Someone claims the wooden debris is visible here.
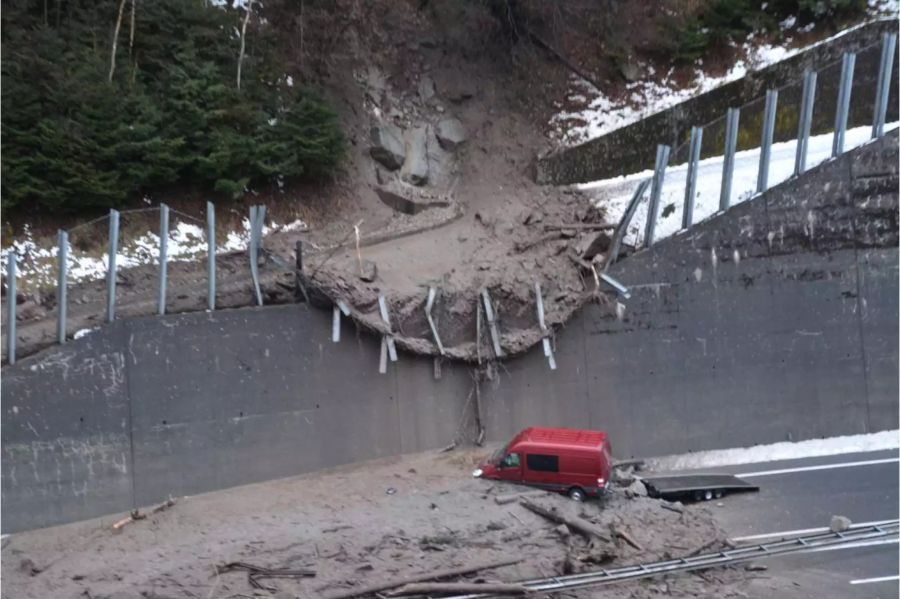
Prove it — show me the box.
[519,499,611,542]
[544,223,616,231]
[494,490,548,505]
[216,561,315,591]
[612,525,643,551]
[388,582,529,596]
[111,497,176,531]
[323,558,522,599]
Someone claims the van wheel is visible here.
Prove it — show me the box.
[568,487,586,502]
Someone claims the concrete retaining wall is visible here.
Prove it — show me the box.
[2,133,897,534]
[536,18,899,184]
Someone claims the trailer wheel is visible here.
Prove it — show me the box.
[714,489,723,499]
[568,487,586,502]
[703,490,713,501]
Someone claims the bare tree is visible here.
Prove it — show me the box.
[108,0,128,82]
[236,0,255,91]
[129,0,136,57]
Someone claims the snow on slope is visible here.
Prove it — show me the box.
[551,14,898,146]
[0,216,307,290]
[580,122,899,248]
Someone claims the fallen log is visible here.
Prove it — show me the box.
[519,499,611,542]
[388,582,529,596]
[494,490,548,505]
[322,558,522,599]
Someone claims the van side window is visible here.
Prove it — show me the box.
[501,453,520,468]
[526,454,559,472]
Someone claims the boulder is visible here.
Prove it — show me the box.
[830,515,852,533]
[400,126,429,186]
[418,74,436,102]
[435,117,467,150]
[358,260,378,283]
[369,123,405,171]
[623,480,647,498]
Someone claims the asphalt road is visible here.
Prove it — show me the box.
[657,448,899,598]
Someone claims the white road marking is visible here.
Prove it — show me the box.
[849,575,900,585]
[736,457,899,478]
[732,520,898,542]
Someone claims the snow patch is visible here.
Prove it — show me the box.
[648,429,900,471]
[551,17,894,146]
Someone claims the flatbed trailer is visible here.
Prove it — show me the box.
[640,474,759,502]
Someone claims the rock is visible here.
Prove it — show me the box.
[745,563,768,572]
[830,515,852,532]
[418,75,436,102]
[616,57,641,82]
[554,524,570,539]
[19,558,43,576]
[358,260,378,283]
[400,126,429,186]
[486,521,507,531]
[435,117,468,151]
[16,300,45,322]
[624,480,647,498]
[369,123,405,170]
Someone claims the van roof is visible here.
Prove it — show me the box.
[514,427,607,450]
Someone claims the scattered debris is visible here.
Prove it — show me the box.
[493,490,548,505]
[519,499,611,542]
[112,498,177,531]
[216,561,315,591]
[322,558,522,599]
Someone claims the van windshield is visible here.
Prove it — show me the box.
[488,442,510,464]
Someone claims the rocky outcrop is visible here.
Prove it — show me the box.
[435,117,467,150]
[370,122,405,170]
[400,126,430,186]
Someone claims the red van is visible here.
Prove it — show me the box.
[473,427,612,501]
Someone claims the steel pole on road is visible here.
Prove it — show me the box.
[106,209,120,323]
[682,126,703,229]
[794,70,817,176]
[57,230,68,344]
[832,53,856,157]
[158,203,169,315]
[872,32,897,139]
[644,144,671,247]
[720,107,740,210]
[6,249,16,365]
[207,201,216,311]
[757,90,778,193]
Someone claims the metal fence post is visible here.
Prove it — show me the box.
[683,126,703,229]
[533,282,556,370]
[6,249,16,365]
[872,32,897,139]
[207,201,215,311]
[607,179,651,271]
[644,144,671,247]
[794,70,817,176]
[832,53,856,157]
[57,230,68,344]
[720,107,740,210]
[158,203,169,315]
[248,205,263,306]
[757,90,778,193]
[106,209,120,323]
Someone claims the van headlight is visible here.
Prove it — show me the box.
[472,468,483,478]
